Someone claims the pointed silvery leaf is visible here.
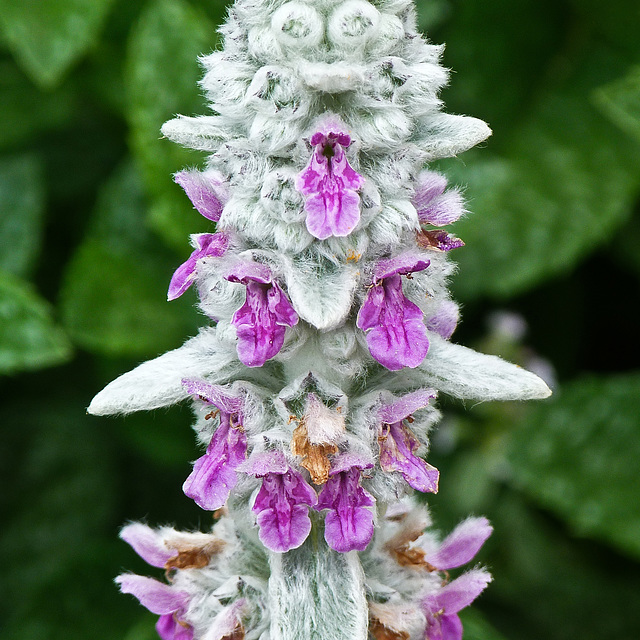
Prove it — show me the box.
[416,334,551,401]
[282,258,358,331]
[161,115,228,151]
[87,328,239,415]
[416,113,492,161]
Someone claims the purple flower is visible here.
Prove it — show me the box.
[424,517,493,571]
[315,454,375,553]
[120,522,173,569]
[244,451,318,553]
[412,171,464,226]
[422,570,492,640]
[226,262,298,367]
[181,379,247,511]
[295,123,365,239]
[168,232,229,301]
[116,574,193,640]
[425,301,459,340]
[174,169,227,222]
[417,229,465,253]
[356,253,430,371]
[378,390,439,493]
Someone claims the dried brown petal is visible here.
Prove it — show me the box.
[291,423,337,485]
[369,603,414,640]
[165,539,225,570]
[221,623,245,640]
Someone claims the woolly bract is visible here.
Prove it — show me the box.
[91,0,550,638]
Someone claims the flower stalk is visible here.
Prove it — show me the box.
[88,0,551,637]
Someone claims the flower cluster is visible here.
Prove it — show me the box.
[89,0,551,638]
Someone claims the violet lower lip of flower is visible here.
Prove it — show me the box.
[295,125,365,239]
[174,169,226,222]
[422,570,492,640]
[226,262,298,367]
[120,522,174,569]
[424,517,493,570]
[378,390,439,493]
[181,379,247,511]
[244,450,318,553]
[315,454,375,553]
[356,253,430,371]
[168,232,229,301]
[116,574,193,640]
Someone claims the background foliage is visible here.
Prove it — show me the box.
[1,0,639,638]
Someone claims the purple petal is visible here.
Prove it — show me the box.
[167,254,199,301]
[167,233,228,301]
[116,574,189,616]
[296,126,364,239]
[373,253,430,282]
[436,569,492,614]
[357,274,429,370]
[207,600,247,640]
[440,614,464,640]
[425,517,493,570]
[413,171,464,226]
[156,614,193,640]
[425,301,459,340]
[379,389,436,425]
[324,504,374,552]
[316,466,375,552]
[417,229,465,252]
[181,379,243,415]
[256,503,312,552]
[231,278,298,368]
[225,261,272,285]
[175,170,226,222]
[328,452,374,475]
[120,523,173,568]
[378,422,439,493]
[252,468,317,552]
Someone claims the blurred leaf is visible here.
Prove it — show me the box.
[459,608,508,640]
[0,381,133,640]
[0,0,118,88]
[60,159,200,357]
[0,153,45,277]
[593,65,640,142]
[125,0,218,250]
[446,48,640,300]
[0,59,75,149]
[0,270,72,375]
[508,373,640,559]
[487,492,640,640]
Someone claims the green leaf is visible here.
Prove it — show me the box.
[0,0,118,88]
[0,60,75,149]
[593,65,640,142]
[0,153,46,277]
[507,372,640,559]
[445,48,640,300]
[125,0,217,250]
[0,271,72,375]
[60,160,200,357]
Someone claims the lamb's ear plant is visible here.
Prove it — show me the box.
[89,1,551,638]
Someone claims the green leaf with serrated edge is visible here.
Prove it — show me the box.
[0,0,118,88]
[0,271,72,375]
[0,153,45,277]
[0,60,75,149]
[59,160,200,357]
[593,66,640,142]
[443,47,640,300]
[125,0,218,250]
[507,373,640,559]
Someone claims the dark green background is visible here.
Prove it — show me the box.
[1,0,639,638]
